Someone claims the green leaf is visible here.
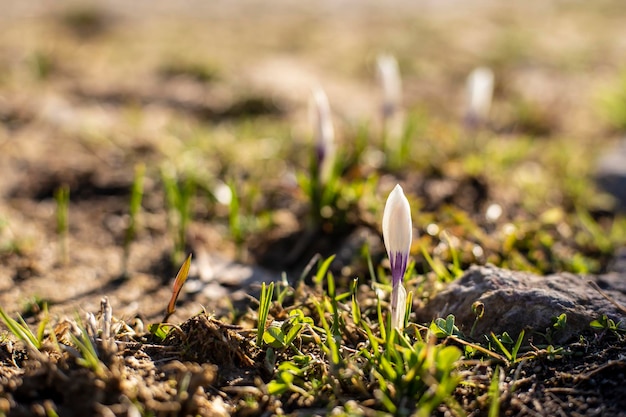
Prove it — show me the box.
[351,278,362,325]
[148,323,174,341]
[267,380,289,395]
[511,330,525,360]
[429,319,447,338]
[436,346,462,370]
[589,319,604,330]
[263,323,286,348]
[500,332,514,345]
[590,314,609,330]
[314,255,335,285]
[490,332,512,362]
[553,313,567,330]
[445,314,456,335]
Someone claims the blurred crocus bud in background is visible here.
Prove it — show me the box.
[377,54,402,121]
[310,87,336,184]
[382,184,412,330]
[376,54,404,149]
[465,66,494,128]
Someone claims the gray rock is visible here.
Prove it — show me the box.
[187,250,279,303]
[595,139,626,212]
[415,265,626,344]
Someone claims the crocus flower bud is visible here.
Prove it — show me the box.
[310,87,335,184]
[465,66,494,128]
[376,54,402,121]
[382,184,412,329]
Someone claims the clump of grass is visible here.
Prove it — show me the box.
[58,5,111,38]
[158,60,219,83]
[68,319,106,377]
[256,281,274,347]
[0,216,27,256]
[590,314,626,340]
[0,305,49,351]
[28,51,57,81]
[258,254,464,414]
[162,167,195,265]
[598,70,626,132]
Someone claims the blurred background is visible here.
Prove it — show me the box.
[3,0,626,135]
[2,0,626,318]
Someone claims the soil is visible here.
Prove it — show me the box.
[1,1,626,416]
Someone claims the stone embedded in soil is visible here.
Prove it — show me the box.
[416,264,626,344]
[188,250,278,302]
[595,138,626,212]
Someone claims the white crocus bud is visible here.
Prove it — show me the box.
[382,184,412,330]
[465,66,494,127]
[376,54,402,120]
[310,87,335,185]
[376,54,405,155]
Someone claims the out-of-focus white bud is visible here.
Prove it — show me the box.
[377,54,402,120]
[310,87,336,184]
[466,66,494,127]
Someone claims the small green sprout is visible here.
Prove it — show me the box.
[256,282,275,347]
[429,314,462,338]
[263,309,313,351]
[55,184,70,266]
[488,366,502,417]
[161,167,195,265]
[275,272,292,306]
[0,306,48,351]
[122,163,145,277]
[489,330,525,364]
[368,332,462,416]
[470,301,485,338]
[313,254,335,287]
[420,243,456,283]
[350,278,361,326]
[313,297,342,368]
[590,314,626,339]
[537,313,567,344]
[69,321,105,377]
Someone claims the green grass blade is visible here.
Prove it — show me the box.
[256,282,275,346]
[488,366,501,417]
[512,330,525,361]
[490,332,512,362]
[314,255,335,285]
[0,307,41,350]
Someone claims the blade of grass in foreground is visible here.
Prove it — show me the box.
[0,306,42,350]
[488,366,501,417]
